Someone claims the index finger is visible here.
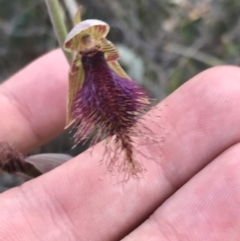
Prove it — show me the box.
[0,49,68,153]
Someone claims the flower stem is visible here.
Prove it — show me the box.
[45,0,72,63]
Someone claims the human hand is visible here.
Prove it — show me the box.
[0,49,240,240]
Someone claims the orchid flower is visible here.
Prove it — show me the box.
[64,9,153,176]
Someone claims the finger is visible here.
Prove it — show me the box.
[1,66,240,241]
[122,143,240,241]
[0,49,68,153]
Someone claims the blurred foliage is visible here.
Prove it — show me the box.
[0,0,240,188]
[0,1,57,80]
[1,0,240,94]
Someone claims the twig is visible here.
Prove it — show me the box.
[62,0,78,25]
[164,43,225,66]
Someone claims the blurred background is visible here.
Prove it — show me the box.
[0,0,239,191]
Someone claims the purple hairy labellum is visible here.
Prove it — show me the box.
[64,10,164,177]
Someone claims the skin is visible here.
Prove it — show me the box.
[0,49,240,241]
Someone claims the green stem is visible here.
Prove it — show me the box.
[45,0,71,63]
